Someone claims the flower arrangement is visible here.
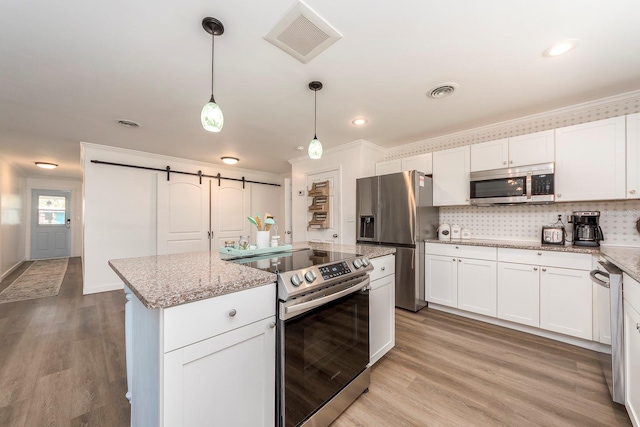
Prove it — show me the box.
[247,213,275,231]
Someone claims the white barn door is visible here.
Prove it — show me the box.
[211,180,251,248]
[157,174,209,255]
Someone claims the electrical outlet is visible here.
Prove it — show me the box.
[548,213,564,224]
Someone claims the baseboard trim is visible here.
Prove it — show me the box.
[83,282,124,295]
[1,259,26,282]
[428,303,611,353]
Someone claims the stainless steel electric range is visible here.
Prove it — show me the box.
[231,248,373,427]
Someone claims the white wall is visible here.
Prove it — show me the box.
[26,177,83,259]
[81,143,284,295]
[289,140,384,245]
[0,158,26,281]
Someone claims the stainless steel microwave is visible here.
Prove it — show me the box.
[470,163,555,205]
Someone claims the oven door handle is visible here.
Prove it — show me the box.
[284,278,370,317]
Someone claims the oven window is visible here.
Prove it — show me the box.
[283,291,369,427]
[471,177,525,198]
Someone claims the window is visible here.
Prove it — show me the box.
[38,195,66,225]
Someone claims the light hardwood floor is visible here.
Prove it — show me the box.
[0,259,631,426]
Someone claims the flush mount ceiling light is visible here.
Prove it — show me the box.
[201,17,225,132]
[221,156,239,165]
[35,162,58,169]
[308,81,323,160]
[117,119,140,128]
[543,39,579,57]
[352,118,368,126]
[427,82,459,99]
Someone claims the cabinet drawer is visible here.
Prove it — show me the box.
[498,248,591,270]
[369,255,395,282]
[624,273,640,313]
[426,243,497,261]
[163,283,276,353]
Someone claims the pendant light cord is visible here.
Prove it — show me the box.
[314,89,317,138]
[210,32,215,98]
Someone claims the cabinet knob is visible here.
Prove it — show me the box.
[269,322,276,329]
[458,259,462,262]
[557,194,562,198]
[630,190,637,195]
[533,267,538,271]
[228,309,237,317]
[537,252,542,256]
[452,258,456,262]
[503,161,507,165]
[636,323,640,332]
[509,160,513,164]
[455,246,459,249]
[381,266,386,271]
[542,268,547,272]
[333,234,338,238]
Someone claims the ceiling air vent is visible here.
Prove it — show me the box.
[264,1,342,64]
[428,82,459,99]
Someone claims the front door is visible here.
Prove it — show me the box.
[30,190,71,259]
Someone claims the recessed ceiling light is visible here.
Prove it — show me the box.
[352,118,368,126]
[221,156,239,165]
[35,162,58,169]
[117,119,140,128]
[427,82,459,99]
[543,39,579,57]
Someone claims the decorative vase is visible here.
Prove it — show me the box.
[256,230,270,249]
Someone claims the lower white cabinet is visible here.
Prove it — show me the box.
[457,258,497,317]
[624,272,640,427]
[129,283,276,427]
[539,267,592,340]
[426,254,458,307]
[369,255,395,365]
[497,262,540,327]
[164,317,275,427]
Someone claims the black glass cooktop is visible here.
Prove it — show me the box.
[229,248,359,274]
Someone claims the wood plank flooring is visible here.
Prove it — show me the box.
[0,259,632,426]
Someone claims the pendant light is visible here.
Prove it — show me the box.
[201,17,224,132]
[308,81,323,159]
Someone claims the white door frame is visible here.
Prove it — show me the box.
[26,178,82,260]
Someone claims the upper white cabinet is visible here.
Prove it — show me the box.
[432,146,470,206]
[627,112,640,199]
[401,153,433,174]
[555,116,626,202]
[375,159,402,176]
[470,130,555,172]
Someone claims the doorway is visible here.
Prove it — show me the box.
[30,189,71,259]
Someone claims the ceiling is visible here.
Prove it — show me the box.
[1,0,640,180]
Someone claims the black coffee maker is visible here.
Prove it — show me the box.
[572,211,604,247]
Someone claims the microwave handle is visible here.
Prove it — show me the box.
[526,172,532,199]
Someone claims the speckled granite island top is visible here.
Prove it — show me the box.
[109,242,395,310]
[424,238,600,254]
[600,246,640,283]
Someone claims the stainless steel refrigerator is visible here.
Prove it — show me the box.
[356,171,439,311]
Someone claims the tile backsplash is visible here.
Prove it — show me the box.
[439,200,640,247]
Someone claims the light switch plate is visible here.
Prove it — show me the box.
[346,214,355,223]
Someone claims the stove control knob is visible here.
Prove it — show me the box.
[353,259,363,269]
[290,274,303,287]
[304,271,317,283]
[361,257,370,267]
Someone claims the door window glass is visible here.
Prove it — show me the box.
[38,195,66,225]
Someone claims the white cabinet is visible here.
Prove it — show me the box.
[425,244,497,315]
[627,112,640,199]
[470,130,554,172]
[555,116,626,202]
[432,145,470,206]
[369,255,395,365]
[401,153,433,174]
[164,317,275,427]
[624,272,640,426]
[375,159,401,176]
[539,267,592,340]
[497,262,540,327]
[497,248,592,340]
[129,283,277,427]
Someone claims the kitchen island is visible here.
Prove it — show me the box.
[109,242,395,427]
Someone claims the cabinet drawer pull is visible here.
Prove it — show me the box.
[533,267,538,271]
[541,268,547,272]
[228,309,237,317]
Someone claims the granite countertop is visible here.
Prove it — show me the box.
[600,246,640,283]
[424,238,600,254]
[109,241,396,310]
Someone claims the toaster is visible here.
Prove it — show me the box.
[542,226,565,245]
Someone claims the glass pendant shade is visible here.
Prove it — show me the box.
[201,95,224,132]
[308,137,323,159]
